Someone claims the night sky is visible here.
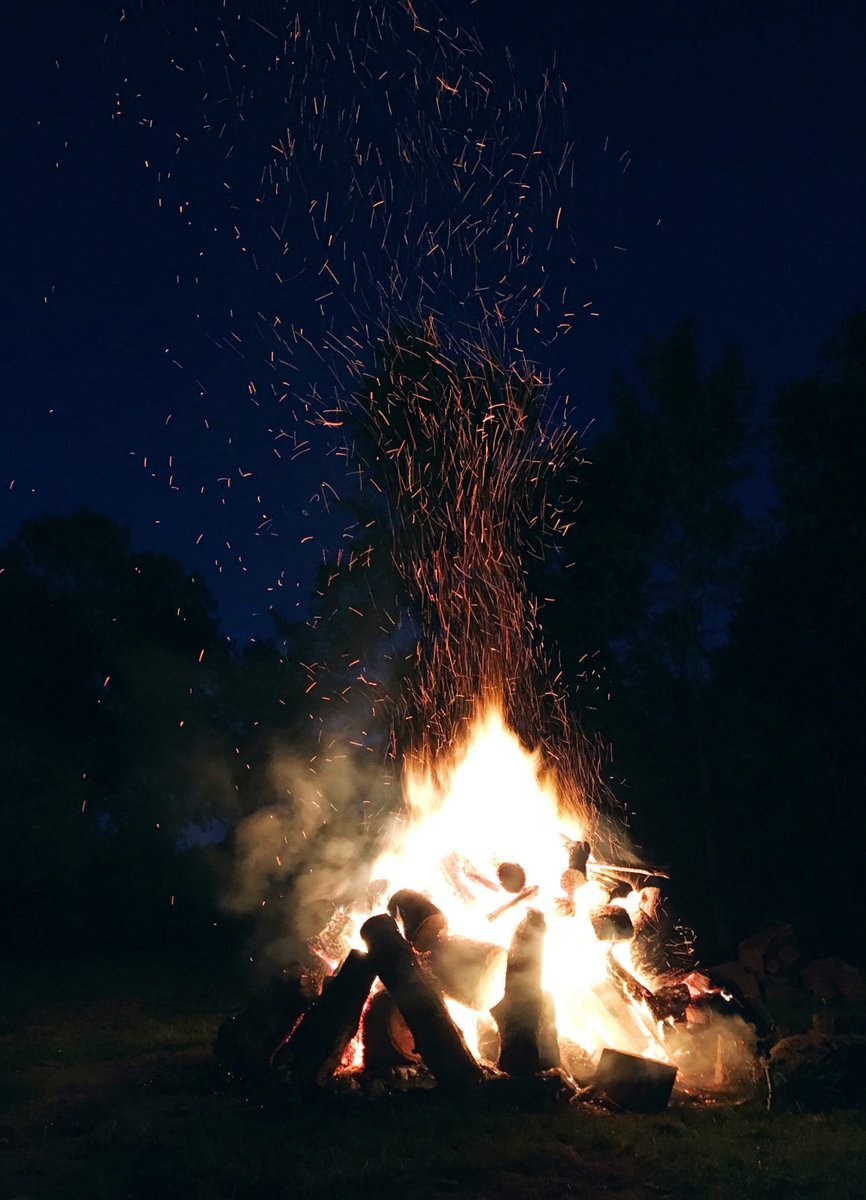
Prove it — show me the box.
[4,0,864,639]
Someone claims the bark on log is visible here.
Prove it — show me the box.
[387,889,448,951]
[271,949,376,1087]
[491,909,560,1075]
[361,913,483,1087]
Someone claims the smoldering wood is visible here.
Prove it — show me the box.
[594,1047,677,1112]
[360,913,483,1088]
[387,889,448,950]
[591,905,634,942]
[428,934,505,1010]
[361,987,420,1072]
[491,909,560,1075]
[271,949,376,1087]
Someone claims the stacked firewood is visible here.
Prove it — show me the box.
[216,844,696,1111]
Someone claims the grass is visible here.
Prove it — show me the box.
[1,958,865,1200]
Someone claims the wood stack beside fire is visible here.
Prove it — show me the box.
[215,838,751,1111]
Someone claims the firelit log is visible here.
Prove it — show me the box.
[361,913,483,1088]
[272,949,376,1087]
[491,908,560,1075]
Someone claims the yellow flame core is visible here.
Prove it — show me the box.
[352,705,667,1063]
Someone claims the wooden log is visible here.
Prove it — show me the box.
[428,934,505,1010]
[490,909,559,1075]
[360,913,483,1088]
[271,949,376,1087]
[213,974,316,1081]
[568,840,591,874]
[496,862,527,893]
[560,839,591,896]
[594,1047,677,1112]
[487,884,539,923]
[387,889,448,950]
[591,905,634,942]
[361,987,420,1072]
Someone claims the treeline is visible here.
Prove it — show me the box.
[541,311,866,959]
[0,512,310,957]
[2,311,863,963]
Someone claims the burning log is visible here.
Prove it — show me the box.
[428,934,505,1010]
[361,988,421,1072]
[560,838,591,897]
[360,913,483,1088]
[487,884,539,922]
[594,1047,677,1112]
[491,909,560,1075]
[591,905,634,942]
[496,862,527,893]
[272,949,376,1087]
[607,954,692,1026]
[387,889,448,950]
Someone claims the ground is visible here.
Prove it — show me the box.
[1,959,865,1200]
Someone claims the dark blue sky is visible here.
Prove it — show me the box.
[3,0,864,638]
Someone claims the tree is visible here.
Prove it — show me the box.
[0,509,236,951]
[541,321,754,948]
[718,311,866,956]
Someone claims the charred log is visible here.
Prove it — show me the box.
[594,1047,677,1112]
[272,949,376,1087]
[591,905,634,942]
[361,913,483,1088]
[387,889,448,951]
[214,974,316,1082]
[361,987,420,1072]
[491,909,559,1075]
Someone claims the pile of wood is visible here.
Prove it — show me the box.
[708,921,865,1034]
[216,851,692,1112]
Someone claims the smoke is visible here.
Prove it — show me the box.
[222,738,397,974]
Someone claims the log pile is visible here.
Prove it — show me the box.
[214,844,749,1110]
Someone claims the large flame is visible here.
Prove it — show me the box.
[349,704,681,1068]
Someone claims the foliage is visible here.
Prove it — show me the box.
[0,509,300,954]
[716,310,866,955]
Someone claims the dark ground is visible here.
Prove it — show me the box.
[2,959,866,1200]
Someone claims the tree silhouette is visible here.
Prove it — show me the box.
[0,509,260,952]
[718,310,866,956]
[541,321,755,947]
